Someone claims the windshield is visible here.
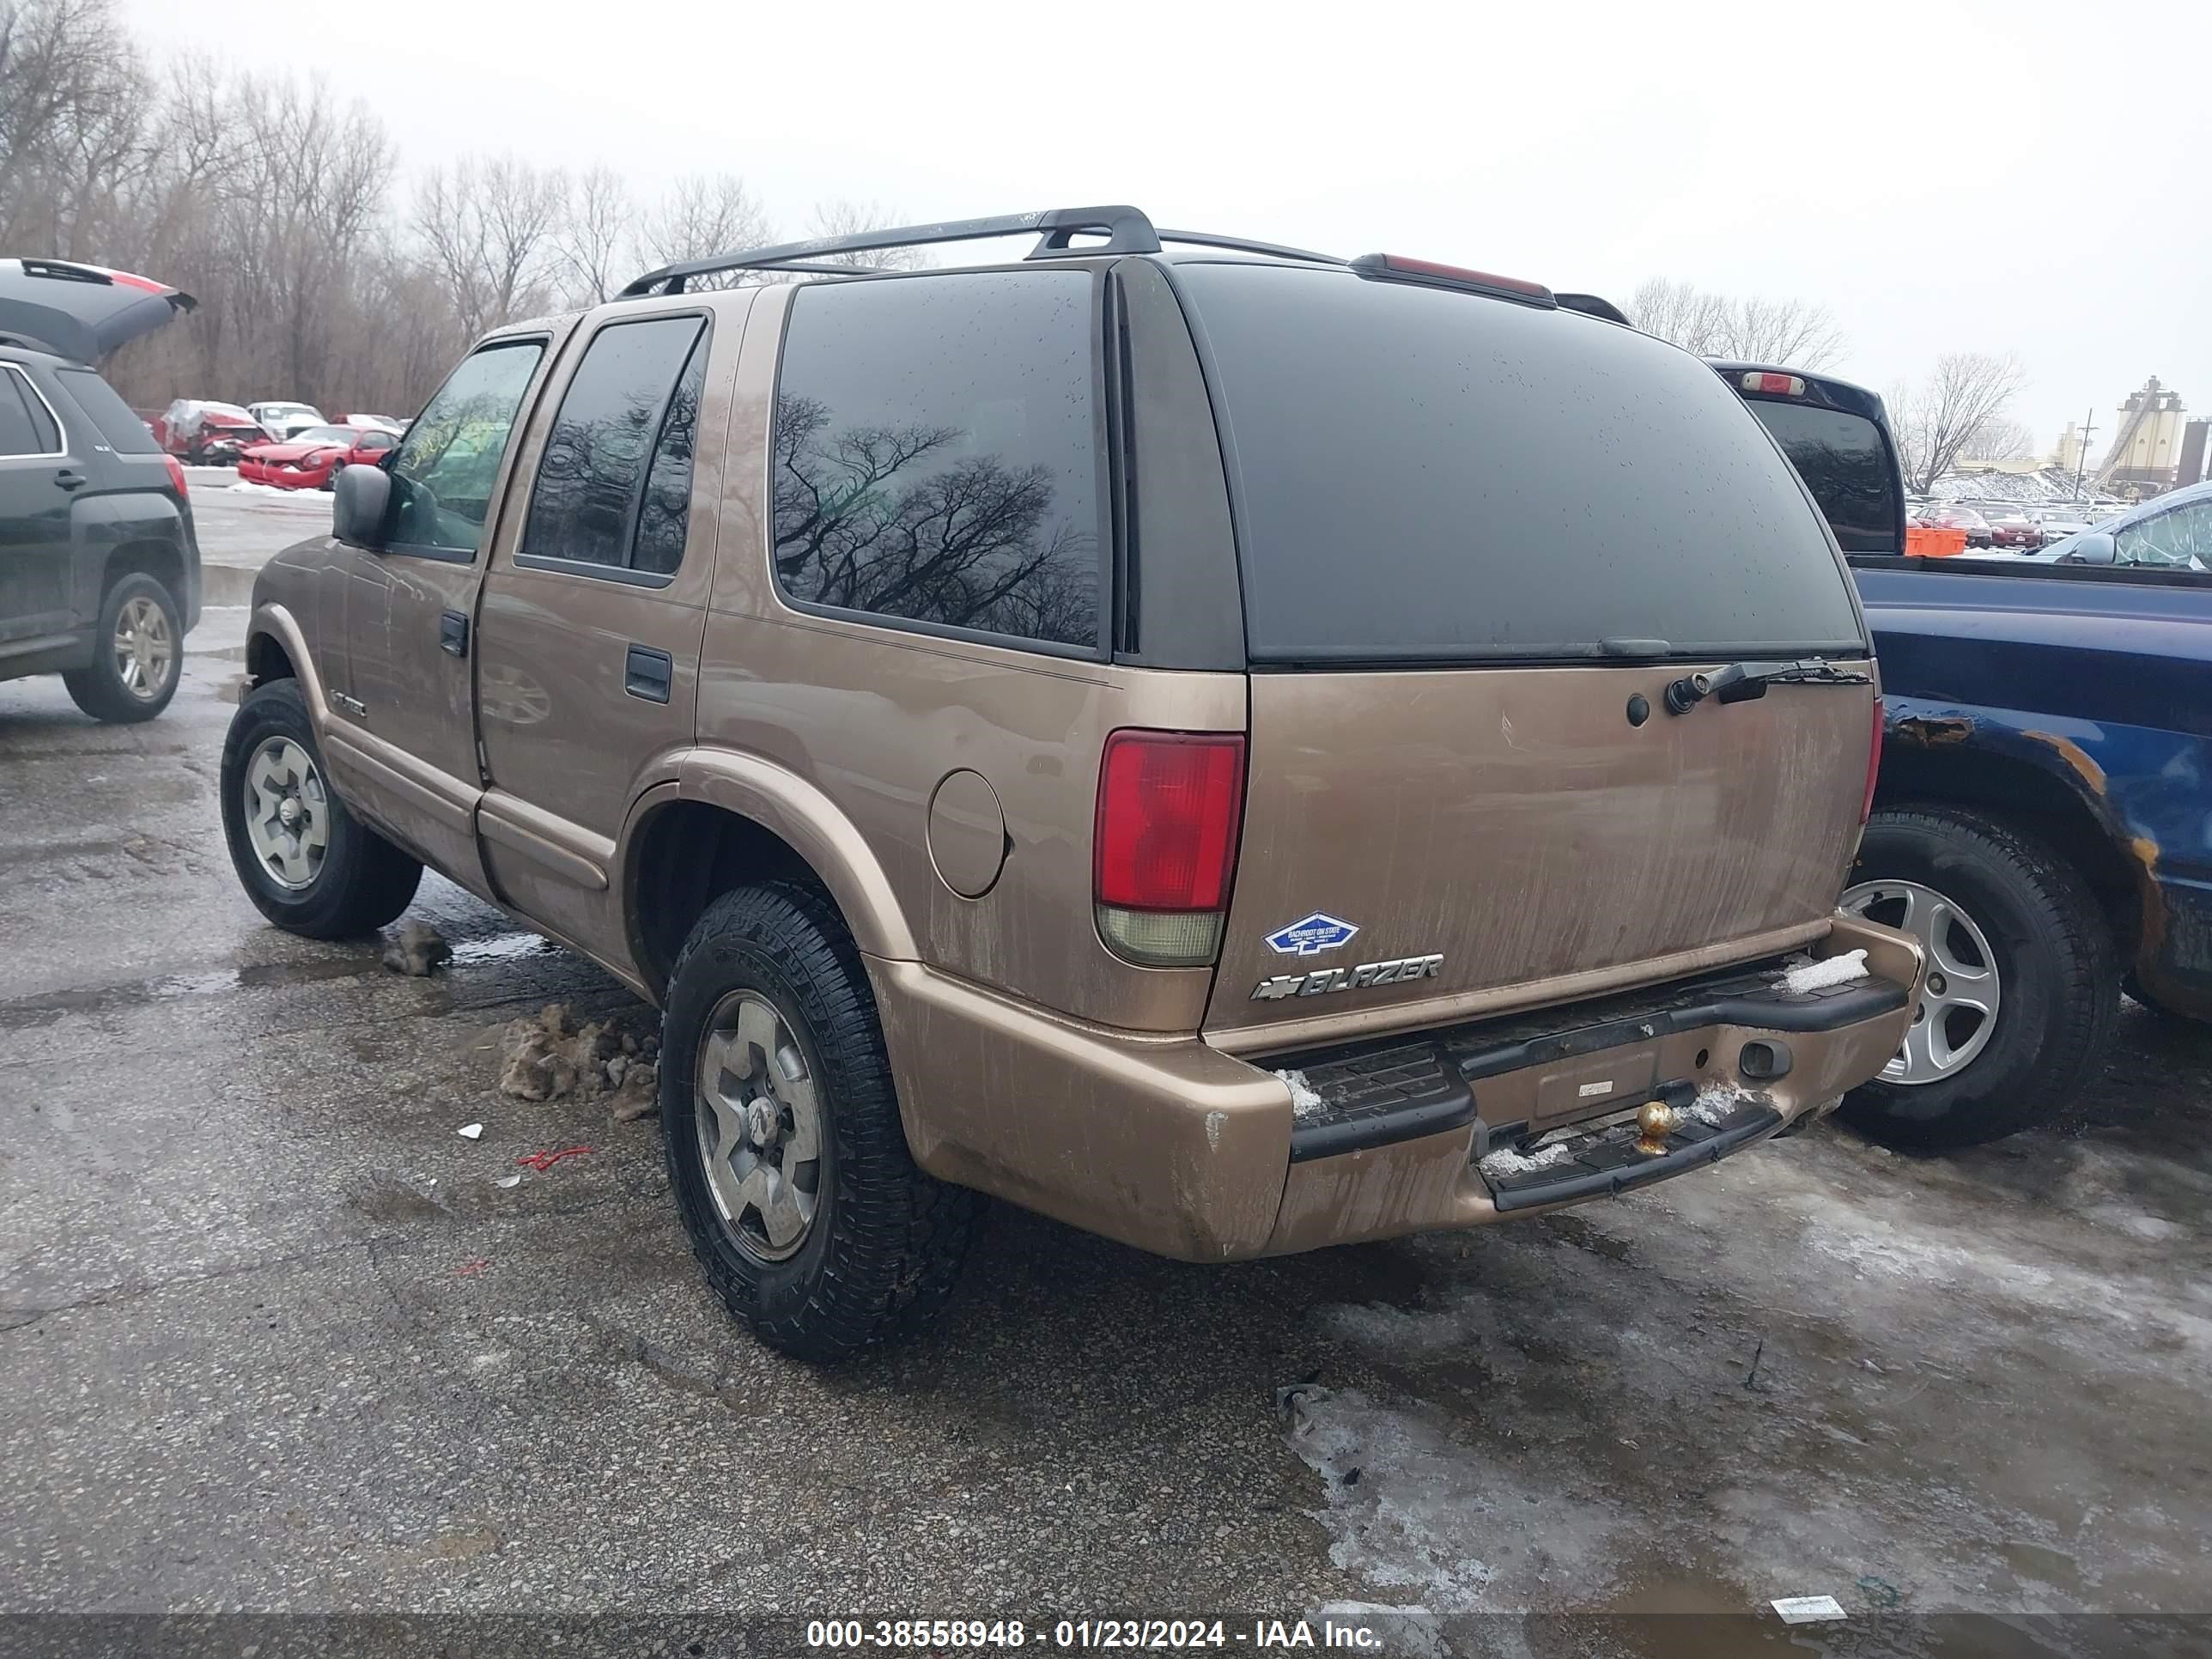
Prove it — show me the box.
[292,425,356,445]
[1176,261,1863,662]
[258,404,319,421]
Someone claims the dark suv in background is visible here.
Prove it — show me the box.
[0,258,202,721]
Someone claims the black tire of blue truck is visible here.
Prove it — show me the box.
[219,678,423,939]
[1839,805,2120,1150]
[659,880,982,1363]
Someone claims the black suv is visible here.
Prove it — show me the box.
[1,258,202,721]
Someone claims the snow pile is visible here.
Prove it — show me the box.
[1777,948,1868,994]
[1276,1069,1329,1120]
[1477,1139,1575,1180]
[1688,1084,1748,1127]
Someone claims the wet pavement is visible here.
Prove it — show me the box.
[3,599,2210,1653]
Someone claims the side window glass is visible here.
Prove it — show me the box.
[632,331,708,577]
[770,270,1103,651]
[0,369,59,456]
[520,315,707,575]
[359,431,395,454]
[0,371,43,455]
[2116,502,2212,568]
[386,341,545,557]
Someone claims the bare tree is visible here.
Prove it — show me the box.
[1958,415,2037,465]
[635,173,772,282]
[804,199,927,270]
[1890,353,2028,494]
[1629,278,1732,357]
[415,155,568,337]
[0,0,149,252]
[1630,276,1844,371]
[556,165,636,306]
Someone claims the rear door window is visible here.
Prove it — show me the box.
[54,368,157,453]
[1740,399,1899,553]
[519,314,708,578]
[1176,262,1864,663]
[769,270,1104,653]
[0,368,60,455]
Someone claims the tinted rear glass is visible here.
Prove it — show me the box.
[770,270,1103,653]
[0,368,54,454]
[1743,398,1899,553]
[1176,263,1863,662]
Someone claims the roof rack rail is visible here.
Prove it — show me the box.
[622,205,1164,296]
[1153,229,1345,266]
[618,207,1362,297]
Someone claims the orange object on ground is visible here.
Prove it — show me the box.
[1905,526,1968,557]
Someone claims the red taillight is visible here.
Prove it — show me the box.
[1863,697,1884,823]
[162,453,187,497]
[1094,731,1245,966]
[1743,371,1807,397]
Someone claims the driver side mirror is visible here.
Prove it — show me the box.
[2058,531,2117,566]
[331,463,391,551]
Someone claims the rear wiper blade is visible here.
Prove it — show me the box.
[1664,658,1872,714]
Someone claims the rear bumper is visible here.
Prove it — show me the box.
[870,913,1923,1262]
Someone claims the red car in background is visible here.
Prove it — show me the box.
[1914,503,1996,549]
[153,399,269,463]
[1973,505,2045,549]
[236,422,398,489]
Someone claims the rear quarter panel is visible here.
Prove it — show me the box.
[692,282,1246,1035]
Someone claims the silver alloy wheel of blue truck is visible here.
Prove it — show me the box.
[1840,878,2002,1083]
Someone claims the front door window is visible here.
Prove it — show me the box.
[385,340,545,558]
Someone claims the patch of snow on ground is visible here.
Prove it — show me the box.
[1277,1069,1328,1119]
[1283,1385,1627,1613]
[1777,949,1868,994]
[1477,1140,1575,1180]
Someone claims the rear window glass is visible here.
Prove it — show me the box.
[1741,398,1899,553]
[769,270,1103,653]
[1176,263,1864,662]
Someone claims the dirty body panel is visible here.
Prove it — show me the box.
[1857,558,2212,1017]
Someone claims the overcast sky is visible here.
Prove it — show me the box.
[125,0,2209,454]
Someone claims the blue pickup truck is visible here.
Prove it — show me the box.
[1723,362,2211,1148]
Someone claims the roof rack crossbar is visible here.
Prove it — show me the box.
[621,205,1163,296]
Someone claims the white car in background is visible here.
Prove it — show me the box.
[246,400,325,441]
[2033,480,2212,571]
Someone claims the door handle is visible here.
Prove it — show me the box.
[55,468,87,490]
[440,611,469,657]
[624,644,673,703]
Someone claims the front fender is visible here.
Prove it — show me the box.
[245,602,332,731]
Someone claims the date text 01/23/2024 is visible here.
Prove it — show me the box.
[805,1617,1391,1649]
